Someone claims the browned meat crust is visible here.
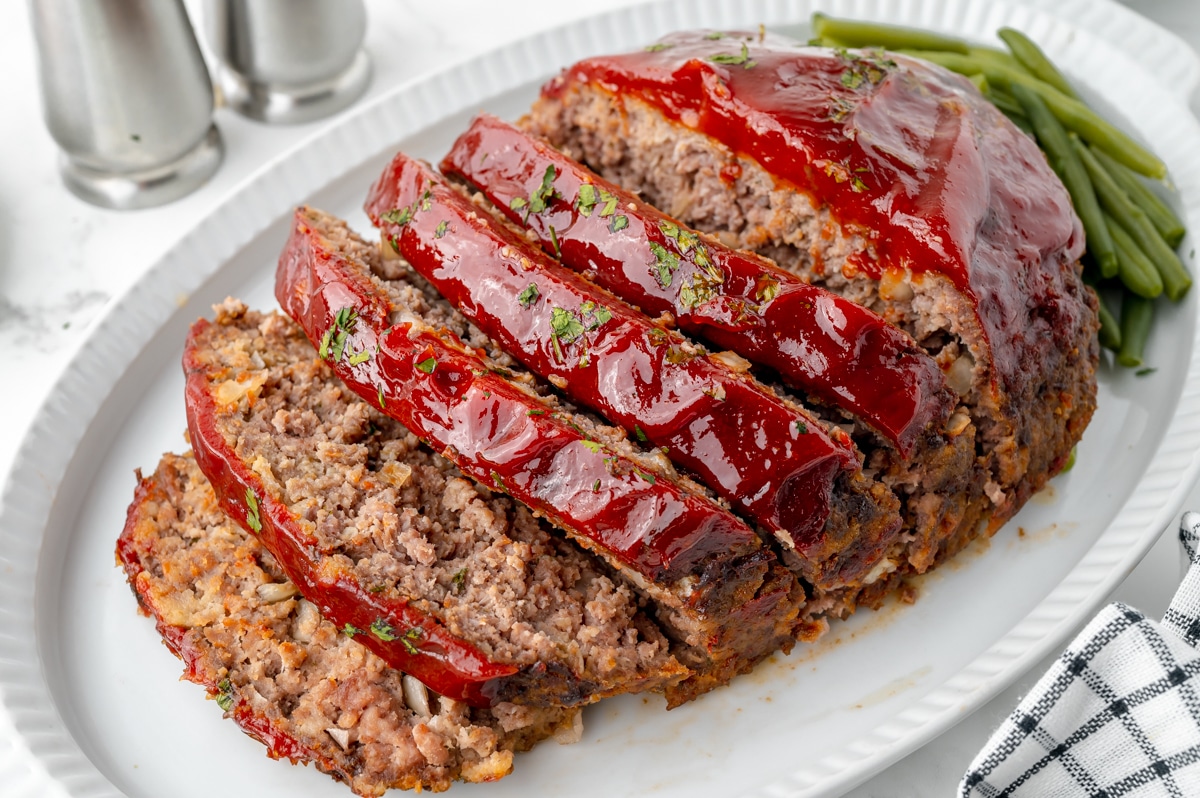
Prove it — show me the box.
[116,451,581,795]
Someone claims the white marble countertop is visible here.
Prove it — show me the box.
[1,0,1198,795]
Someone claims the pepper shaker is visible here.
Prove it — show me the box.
[29,0,224,210]
[204,0,372,125]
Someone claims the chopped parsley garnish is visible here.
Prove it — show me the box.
[518,283,540,308]
[599,193,619,219]
[636,471,656,484]
[576,184,597,216]
[650,242,681,288]
[434,220,449,238]
[342,623,361,638]
[647,328,669,347]
[511,165,560,223]
[527,408,546,416]
[377,385,387,409]
[451,568,468,594]
[593,479,601,492]
[400,628,422,656]
[244,487,262,533]
[319,307,359,363]
[549,303,612,365]
[216,679,235,711]
[347,349,371,366]
[665,346,692,365]
[708,42,756,69]
[576,183,621,224]
[756,274,781,304]
[829,96,855,123]
[581,440,604,454]
[644,42,673,52]
[795,421,809,434]
[492,472,507,492]
[550,306,586,346]
[653,221,723,305]
[548,225,562,257]
[680,274,720,310]
[705,31,724,40]
[530,165,558,214]
[368,584,386,594]
[381,206,413,227]
[370,619,398,641]
[634,425,648,442]
[416,356,437,374]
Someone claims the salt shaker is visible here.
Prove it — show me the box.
[29,0,224,210]
[204,0,372,125]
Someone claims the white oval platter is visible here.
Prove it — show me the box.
[2,1,1200,797]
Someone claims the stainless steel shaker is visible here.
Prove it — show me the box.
[205,0,372,125]
[30,0,224,210]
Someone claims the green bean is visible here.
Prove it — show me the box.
[1080,268,1123,352]
[1091,146,1186,248]
[902,49,1167,179]
[809,35,852,49]
[1074,137,1192,300]
[811,13,970,54]
[967,46,1033,76]
[1003,110,1035,137]
[986,87,1024,117]
[997,28,1077,98]
[1011,83,1118,277]
[967,73,989,93]
[1117,294,1153,368]
[1095,290,1123,351]
[1105,213,1163,298]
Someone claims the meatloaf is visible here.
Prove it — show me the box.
[526,31,1098,573]
[117,451,579,795]
[184,299,686,708]
[275,208,801,705]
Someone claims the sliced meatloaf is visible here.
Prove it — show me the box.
[184,299,686,708]
[275,208,802,705]
[364,148,904,595]
[526,30,1098,568]
[117,451,579,795]
[442,112,984,582]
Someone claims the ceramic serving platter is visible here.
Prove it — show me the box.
[3,1,1200,796]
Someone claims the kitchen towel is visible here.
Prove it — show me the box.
[960,512,1200,797]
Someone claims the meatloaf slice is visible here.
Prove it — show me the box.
[275,208,801,705]
[116,451,579,795]
[184,299,686,708]
[526,30,1098,563]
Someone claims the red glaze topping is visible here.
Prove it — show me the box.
[542,32,1086,397]
[275,209,762,590]
[443,114,955,456]
[366,152,860,551]
[183,317,520,706]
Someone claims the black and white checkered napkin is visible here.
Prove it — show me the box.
[960,513,1200,797]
